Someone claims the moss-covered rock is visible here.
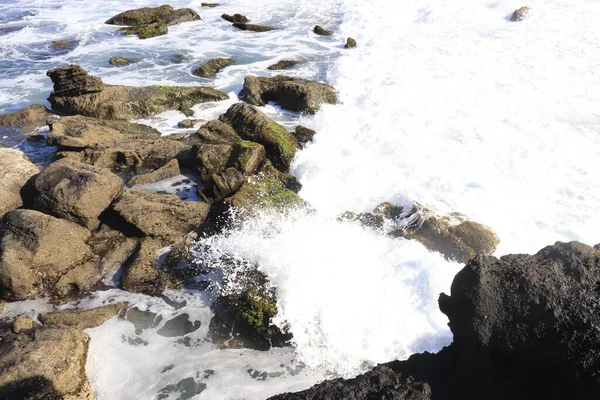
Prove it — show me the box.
[105,5,175,26]
[222,14,248,23]
[109,56,131,66]
[239,75,337,114]
[219,102,298,171]
[194,120,242,145]
[267,60,298,70]
[193,57,234,78]
[119,21,168,40]
[293,125,316,143]
[0,104,54,130]
[313,25,333,36]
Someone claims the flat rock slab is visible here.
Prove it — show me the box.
[128,159,181,186]
[33,158,124,230]
[0,104,54,131]
[0,149,39,218]
[40,303,127,330]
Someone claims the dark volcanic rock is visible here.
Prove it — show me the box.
[222,14,248,23]
[232,23,274,32]
[109,56,131,66]
[0,104,54,131]
[293,125,316,143]
[202,3,220,7]
[160,8,201,26]
[313,25,333,36]
[193,57,234,78]
[239,75,337,114]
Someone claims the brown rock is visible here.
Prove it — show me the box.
[33,158,124,230]
[193,57,234,78]
[222,14,249,23]
[313,25,332,36]
[128,159,181,186]
[267,60,298,71]
[293,125,316,142]
[112,190,210,241]
[88,226,139,278]
[159,8,201,26]
[0,209,99,300]
[118,21,169,40]
[12,316,35,333]
[40,303,126,330]
[105,5,174,25]
[196,143,233,182]
[194,120,242,145]
[213,167,244,200]
[0,149,39,218]
[46,64,104,97]
[202,3,220,7]
[0,104,54,131]
[511,6,530,21]
[228,140,266,175]
[109,56,131,66]
[232,23,274,32]
[177,119,203,129]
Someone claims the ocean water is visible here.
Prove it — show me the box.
[1,0,600,399]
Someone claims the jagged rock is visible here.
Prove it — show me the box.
[47,115,160,150]
[193,57,234,78]
[222,14,248,23]
[228,140,266,175]
[12,316,35,333]
[239,75,337,114]
[212,167,244,200]
[105,5,175,25]
[194,120,242,145]
[119,21,168,39]
[313,25,333,36]
[219,103,298,171]
[345,37,357,48]
[40,303,126,330]
[109,56,131,66]
[112,190,210,241]
[0,149,39,218]
[293,125,316,142]
[0,104,54,131]
[0,210,99,300]
[0,326,93,400]
[267,60,298,70]
[195,143,233,182]
[33,158,124,230]
[46,65,229,120]
[128,159,181,186]
[232,23,274,32]
[511,6,530,21]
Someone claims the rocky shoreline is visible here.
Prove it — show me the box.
[1,3,597,400]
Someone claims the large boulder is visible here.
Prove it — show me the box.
[46,65,229,120]
[0,210,99,300]
[112,190,210,241]
[33,158,124,230]
[0,149,39,218]
[0,326,93,400]
[219,103,298,171]
[105,5,175,25]
[119,22,168,40]
[238,75,337,114]
[0,104,54,131]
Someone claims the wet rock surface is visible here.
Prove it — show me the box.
[0,149,39,218]
[40,303,126,330]
[193,57,234,78]
[222,14,248,23]
[0,104,54,131]
[511,6,530,21]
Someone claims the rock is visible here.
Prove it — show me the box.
[26,131,46,141]
[222,14,248,23]
[202,3,220,7]
[345,37,357,48]
[220,103,298,171]
[511,6,530,21]
[192,57,234,78]
[293,125,316,142]
[267,60,298,70]
[50,40,78,49]
[47,115,161,150]
[177,119,203,129]
[105,5,174,25]
[159,8,201,26]
[373,202,404,220]
[33,158,124,230]
[128,159,181,186]
[119,21,168,39]
[313,25,333,36]
[0,149,39,218]
[40,303,126,330]
[212,167,244,200]
[195,143,233,182]
[0,327,93,400]
[0,104,54,131]
[239,75,337,114]
[194,120,242,145]
[109,56,131,66]
[87,225,138,279]
[0,209,99,300]
[12,316,35,333]
[46,65,229,120]
[232,23,274,32]
[112,190,210,241]
[228,140,266,175]
[46,65,104,97]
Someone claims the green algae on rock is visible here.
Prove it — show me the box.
[192,57,234,78]
[119,21,168,40]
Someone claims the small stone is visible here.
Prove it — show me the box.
[313,25,332,36]
[12,316,35,333]
[232,23,274,32]
[222,14,248,23]
[345,37,357,48]
[119,22,168,40]
[267,60,298,71]
[109,56,131,66]
[511,6,530,22]
[192,57,234,78]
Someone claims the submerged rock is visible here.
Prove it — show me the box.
[159,8,201,26]
[192,57,234,78]
[46,65,229,120]
[267,60,298,70]
[219,102,298,171]
[511,6,530,21]
[232,23,274,32]
[109,56,131,66]
[40,303,126,330]
[33,158,124,230]
[345,37,357,48]
[222,14,248,23]
[239,75,337,114]
[313,25,333,36]
[0,149,39,218]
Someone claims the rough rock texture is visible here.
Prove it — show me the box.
[229,140,266,175]
[119,22,168,39]
[193,57,234,78]
[293,125,316,143]
[232,23,274,32]
[239,75,337,114]
[0,326,93,400]
[46,65,229,120]
[267,60,298,70]
[105,5,175,25]
[0,149,39,218]
[33,158,124,230]
[0,104,54,130]
[112,190,210,241]
[511,6,530,21]
[128,159,181,186]
[12,316,36,334]
[272,241,600,400]
[40,303,126,330]
[194,120,242,145]
[313,25,333,36]
[195,143,233,182]
[109,56,131,66]
[0,210,99,300]
[212,167,244,200]
[220,103,298,171]
[222,14,248,23]
[345,37,357,48]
